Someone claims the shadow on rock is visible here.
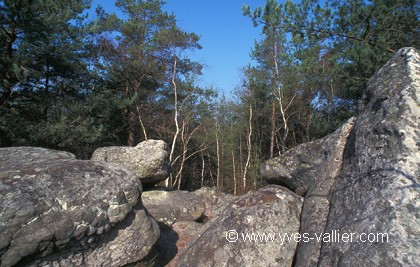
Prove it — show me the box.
[133,222,179,267]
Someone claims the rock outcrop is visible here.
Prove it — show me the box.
[91,139,170,187]
[0,147,159,267]
[318,47,420,266]
[260,47,420,266]
[140,187,234,267]
[142,189,206,225]
[260,117,355,197]
[175,185,303,267]
[261,117,355,266]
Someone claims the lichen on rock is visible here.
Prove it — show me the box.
[0,146,159,267]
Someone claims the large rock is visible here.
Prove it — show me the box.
[91,139,170,187]
[175,185,303,267]
[318,48,420,266]
[140,188,224,267]
[0,147,159,267]
[142,190,206,225]
[260,118,355,266]
[192,186,236,220]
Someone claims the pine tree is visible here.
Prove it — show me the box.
[0,0,92,149]
[93,0,202,146]
[243,0,419,144]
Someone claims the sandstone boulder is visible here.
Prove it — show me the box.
[259,47,420,267]
[0,147,159,267]
[260,118,355,197]
[140,188,224,267]
[91,139,170,187]
[142,190,206,225]
[318,47,420,266]
[260,118,355,266]
[192,186,236,220]
[175,185,303,267]
[0,146,76,162]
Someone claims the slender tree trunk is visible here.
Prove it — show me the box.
[239,133,243,192]
[231,123,237,195]
[270,100,276,158]
[273,42,285,153]
[201,150,205,187]
[243,98,253,190]
[279,103,288,153]
[135,104,148,141]
[273,42,296,153]
[207,150,215,186]
[172,118,204,189]
[176,124,187,190]
[168,57,179,187]
[176,154,185,190]
[232,147,237,195]
[221,140,224,189]
[215,119,221,190]
[232,150,238,196]
[124,85,136,146]
[127,109,136,146]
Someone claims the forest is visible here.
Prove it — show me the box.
[1,0,418,194]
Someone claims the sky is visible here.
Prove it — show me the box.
[90,0,266,96]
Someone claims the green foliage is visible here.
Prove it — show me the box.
[0,0,91,91]
[0,0,92,148]
[91,0,206,146]
[0,0,417,194]
[242,0,419,144]
[216,0,419,193]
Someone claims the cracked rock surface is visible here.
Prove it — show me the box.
[0,147,159,267]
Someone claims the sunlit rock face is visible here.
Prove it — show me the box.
[318,47,420,266]
[259,47,419,267]
[260,116,355,266]
[91,139,170,187]
[0,146,159,267]
[175,185,303,267]
[142,189,206,226]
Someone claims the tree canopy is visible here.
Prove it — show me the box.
[1,0,418,192]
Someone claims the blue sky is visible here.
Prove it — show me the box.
[90,0,266,96]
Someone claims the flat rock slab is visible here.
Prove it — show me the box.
[0,147,159,267]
